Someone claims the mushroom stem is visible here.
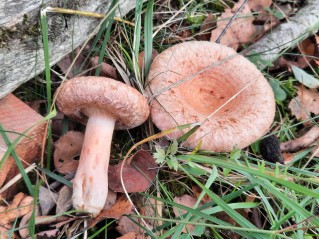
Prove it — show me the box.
[72,114,116,216]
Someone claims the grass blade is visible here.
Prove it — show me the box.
[0,125,34,196]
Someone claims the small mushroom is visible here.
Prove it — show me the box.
[147,41,275,152]
[55,76,149,216]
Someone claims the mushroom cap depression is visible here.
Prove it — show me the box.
[56,77,149,129]
[147,41,275,152]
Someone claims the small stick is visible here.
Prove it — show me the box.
[45,7,135,26]
[215,0,249,43]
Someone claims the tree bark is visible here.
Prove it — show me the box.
[242,0,319,69]
[0,0,140,99]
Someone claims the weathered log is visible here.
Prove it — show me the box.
[242,0,319,69]
[0,94,45,199]
[0,0,139,99]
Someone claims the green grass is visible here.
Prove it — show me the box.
[2,0,319,238]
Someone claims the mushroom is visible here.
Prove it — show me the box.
[55,76,149,216]
[147,41,275,152]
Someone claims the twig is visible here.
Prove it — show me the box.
[215,0,249,43]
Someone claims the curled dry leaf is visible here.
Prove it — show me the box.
[0,193,33,225]
[39,186,58,216]
[54,131,84,174]
[56,185,73,215]
[288,87,319,121]
[210,0,256,50]
[89,194,133,228]
[108,150,157,193]
[280,126,319,152]
[0,193,33,238]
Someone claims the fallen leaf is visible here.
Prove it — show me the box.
[280,125,319,152]
[0,193,33,237]
[210,0,256,50]
[173,195,202,234]
[54,131,84,174]
[39,186,58,216]
[108,150,158,193]
[282,152,295,164]
[103,188,117,210]
[0,193,34,225]
[57,47,88,78]
[56,185,73,215]
[291,65,319,88]
[248,0,272,12]
[116,215,141,236]
[192,185,211,204]
[90,56,119,80]
[273,37,319,70]
[138,49,159,73]
[311,142,319,157]
[89,194,133,228]
[288,87,319,121]
[30,229,59,239]
[117,232,136,239]
[198,14,216,41]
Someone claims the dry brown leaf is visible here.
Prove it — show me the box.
[192,185,211,204]
[57,48,88,78]
[311,142,319,157]
[248,0,272,12]
[314,34,319,65]
[280,126,319,152]
[117,232,137,239]
[90,57,119,80]
[39,186,58,216]
[103,188,117,211]
[56,185,73,215]
[288,87,319,121]
[0,193,34,225]
[0,193,33,237]
[198,14,216,41]
[89,194,133,228]
[19,209,67,239]
[138,50,159,73]
[282,152,295,164]
[116,215,141,236]
[173,195,202,234]
[108,150,157,193]
[210,0,256,50]
[54,131,84,174]
[274,38,319,69]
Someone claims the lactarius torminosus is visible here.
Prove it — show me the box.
[147,41,275,152]
[56,76,149,216]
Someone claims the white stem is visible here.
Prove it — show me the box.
[72,114,115,216]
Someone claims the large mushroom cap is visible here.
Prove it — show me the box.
[56,77,149,129]
[147,41,275,152]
